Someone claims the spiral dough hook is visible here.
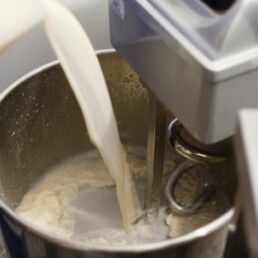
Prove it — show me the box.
[165,118,228,215]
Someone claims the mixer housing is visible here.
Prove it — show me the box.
[109,0,258,144]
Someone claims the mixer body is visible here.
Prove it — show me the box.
[109,0,258,144]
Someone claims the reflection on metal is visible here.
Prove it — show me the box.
[168,119,227,164]
[166,118,228,215]
[235,109,258,257]
[145,93,167,216]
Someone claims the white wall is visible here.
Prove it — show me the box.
[0,0,111,91]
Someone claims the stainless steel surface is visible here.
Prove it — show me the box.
[145,94,166,215]
[0,52,235,258]
[168,119,227,164]
[109,0,258,143]
[235,109,258,257]
[148,0,258,60]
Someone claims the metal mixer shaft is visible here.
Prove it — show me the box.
[144,93,166,216]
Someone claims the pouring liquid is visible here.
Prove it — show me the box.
[40,0,141,232]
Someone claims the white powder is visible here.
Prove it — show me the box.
[16,152,115,237]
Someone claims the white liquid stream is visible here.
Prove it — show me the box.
[39,0,141,231]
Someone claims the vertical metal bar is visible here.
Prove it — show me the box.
[145,93,167,216]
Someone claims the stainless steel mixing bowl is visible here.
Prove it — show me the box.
[0,51,235,258]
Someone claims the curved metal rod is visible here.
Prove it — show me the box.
[168,119,227,164]
[165,160,216,215]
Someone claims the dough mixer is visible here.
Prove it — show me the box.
[0,0,255,257]
[109,0,258,256]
